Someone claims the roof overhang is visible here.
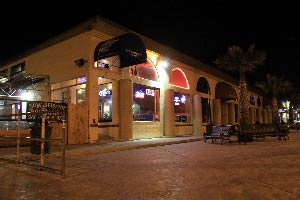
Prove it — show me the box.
[0,75,47,96]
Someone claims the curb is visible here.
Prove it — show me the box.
[66,137,203,156]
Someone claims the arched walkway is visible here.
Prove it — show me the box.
[214,82,238,126]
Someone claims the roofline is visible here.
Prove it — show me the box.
[0,16,101,66]
[0,15,262,95]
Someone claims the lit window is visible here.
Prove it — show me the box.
[98,83,112,122]
[174,92,190,122]
[133,84,160,122]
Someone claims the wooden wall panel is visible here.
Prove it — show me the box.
[50,123,63,145]
[67,103,89,144]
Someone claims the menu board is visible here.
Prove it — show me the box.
[26,101,67,121]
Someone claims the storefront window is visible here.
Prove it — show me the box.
[98,83,112,122]
[133,84,160,122]
[52,78,86,104]
[174,92,190,122]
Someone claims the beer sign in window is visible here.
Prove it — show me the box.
[174,92,190,122]
[133,84,160,122]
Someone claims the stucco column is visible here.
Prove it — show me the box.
[228,102,235,125]
[42,76,51,101]
[86,68,99,143]
[193,94,202,135]
[119,79,133,140]
[249,107,255,124]
[265,105,272,124]
[267,110,272,124]
[257,108,263,124]
[221,102,228,125]
[213,99,221,126]
[262,109,268,124]
[112,80,120,140]
[164,89,175,137]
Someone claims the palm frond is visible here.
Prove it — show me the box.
[214,44,266,74]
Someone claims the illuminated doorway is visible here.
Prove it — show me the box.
[98,78,113,123]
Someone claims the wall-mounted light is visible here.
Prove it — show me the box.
[74,58,85,67]
[157,61,168,68]
[101,63,110,69]
[21,91,34,100]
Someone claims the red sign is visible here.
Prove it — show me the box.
[146,89,155,96]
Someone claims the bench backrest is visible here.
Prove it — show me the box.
[211,125,232,136]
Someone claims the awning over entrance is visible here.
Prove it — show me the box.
[94,33,147,68]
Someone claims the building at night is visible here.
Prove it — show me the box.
[0,16,272,144]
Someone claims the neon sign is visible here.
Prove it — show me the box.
[169,68,190,89]
[77,76,86,84]
[181,95,186,104]
[135,90,145,98]
[174,95,187,105]
[99,88,112,96]
[146,89,155,96]
[174,96,180,106]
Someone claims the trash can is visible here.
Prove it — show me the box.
[30,124,52,154]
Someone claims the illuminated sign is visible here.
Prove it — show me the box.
[181,95,186,104]
[169,68,190,89]
[135,90,145,98]
[174,96,180,106]
[146,89,155,96]
[174,94,187,105]
[99,88,112,96]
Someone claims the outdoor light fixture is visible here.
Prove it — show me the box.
[157,61,168,68]
[21,91,34,100]
[74,58,85,67]
[101,63,110,69]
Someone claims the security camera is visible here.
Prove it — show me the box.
[74,58,85,67]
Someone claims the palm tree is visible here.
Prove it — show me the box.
[215,44,266,129]
[255,74,294,124]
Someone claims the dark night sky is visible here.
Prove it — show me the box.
[1,1,300,86]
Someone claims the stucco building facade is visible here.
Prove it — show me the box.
[0,16,272,143]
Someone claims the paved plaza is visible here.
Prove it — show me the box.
[1,131,300,200]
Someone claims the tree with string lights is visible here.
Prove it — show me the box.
[214,44,266,129]
[255,73,294,124]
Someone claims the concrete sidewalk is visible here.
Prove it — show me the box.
[1,131,300,200]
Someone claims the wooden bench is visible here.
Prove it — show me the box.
[264,124,289,141]
[237,124,290,144]
[203,125,234,144]
[0,129,31,147]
